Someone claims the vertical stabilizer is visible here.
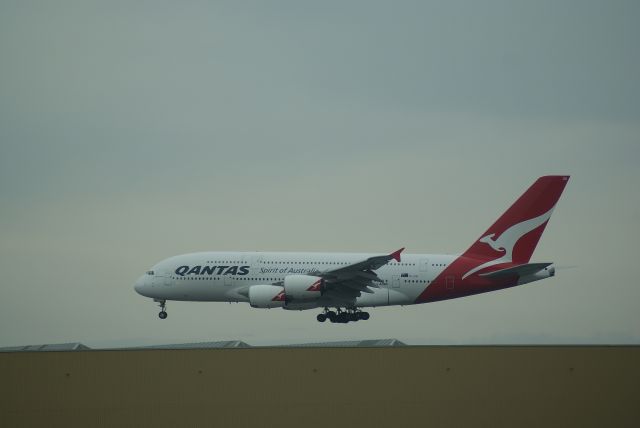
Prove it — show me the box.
[415,175,569,303]
[462,176,569,273]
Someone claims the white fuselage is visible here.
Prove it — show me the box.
[134,251,458,309]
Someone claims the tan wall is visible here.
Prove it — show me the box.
[1,346,639,428]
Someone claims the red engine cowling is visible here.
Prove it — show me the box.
[249,284,286,308]
[284,275,324,301]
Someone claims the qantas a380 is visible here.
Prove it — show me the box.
[134,176,569,323]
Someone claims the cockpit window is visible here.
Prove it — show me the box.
[146,270,155,275]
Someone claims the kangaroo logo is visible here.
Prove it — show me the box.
[306,279,324,292]
[462,206,555,279]
[272,291,286,302]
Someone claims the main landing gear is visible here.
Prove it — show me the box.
[156,299,168,319]
[316,308,370,324]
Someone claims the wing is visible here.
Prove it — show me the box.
[312,248,404,306]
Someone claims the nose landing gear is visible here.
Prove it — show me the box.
[317,307,369,323]
[156,299,167,319]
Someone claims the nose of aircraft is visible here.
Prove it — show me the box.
[134,276,147,295]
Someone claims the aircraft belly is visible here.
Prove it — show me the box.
[388,289,413,305]
[356,288,389,307]
[161,280,239,302]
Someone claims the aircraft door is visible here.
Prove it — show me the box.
[161,273,171,286]
[445,276,455,290]
[249,254,262,275]
[391,275,401,288]
[152,272,171,287]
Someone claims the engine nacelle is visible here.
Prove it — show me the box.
[284,275,324,301]
[249,284,286,308]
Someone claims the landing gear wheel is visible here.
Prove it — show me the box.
[156,300,167,320]
[316,313,327,322]
[337,313,349,323]
[359,312,370,320]
[349,312,359,322]
[326,311,336,322]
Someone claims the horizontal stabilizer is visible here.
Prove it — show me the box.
[479,263,552,279]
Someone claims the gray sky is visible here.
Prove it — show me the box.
[1,0,639,347]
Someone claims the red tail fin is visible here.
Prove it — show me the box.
[463,176,569,265]
[414,176,570,303]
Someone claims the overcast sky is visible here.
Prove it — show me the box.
[1,0,639,347]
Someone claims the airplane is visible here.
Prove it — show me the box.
[134,175,569,323]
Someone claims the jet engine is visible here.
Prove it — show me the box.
[284,275,324,301]
[249,284,286,308]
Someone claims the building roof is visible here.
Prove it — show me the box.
[129,340,252,350]
[0,342,91,352]
[282,338,407,348]
[1,339,407,351]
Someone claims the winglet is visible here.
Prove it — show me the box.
[390,247,404,262]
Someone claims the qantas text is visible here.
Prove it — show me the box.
[175,265,250,276]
